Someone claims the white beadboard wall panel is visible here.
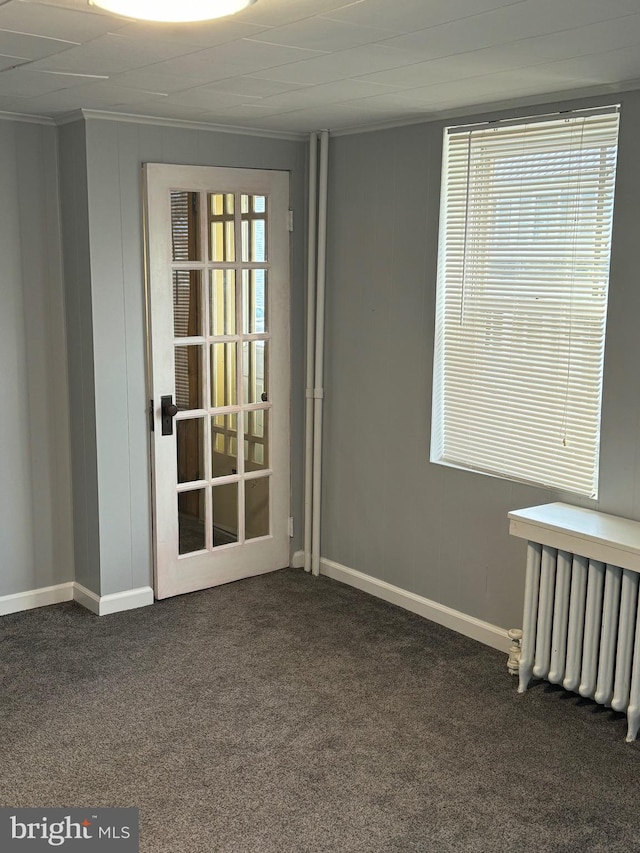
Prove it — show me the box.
[85,120,134,596]
[0,121,35,597]
[58,118,100,595]
[0,119,73,597]
[16,122,74,590]
[116,122,155,594]
[81,116,307,596]
[324,88,640,631]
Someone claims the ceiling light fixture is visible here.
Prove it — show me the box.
[88,0,256,23]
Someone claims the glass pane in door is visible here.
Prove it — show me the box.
[171,191,200,261]
[174,345,204,410]
[242,341,267,403]
[244,410,268,471]
[210,270,236,336]
[209,192,235,262]
[212,414,237,478]
[177,418,205,483]
[242,270,267,334]
[245,476,269,540]
[178,489,205,554]
[173,271,202,337]
[212,482,238,546]
[240,194,267,262]
[211,343,237,407]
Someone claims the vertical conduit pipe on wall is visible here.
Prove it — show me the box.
[311,130,330,577]
[303,133,318,573]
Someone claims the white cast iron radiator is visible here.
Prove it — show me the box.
[508,503,640,742]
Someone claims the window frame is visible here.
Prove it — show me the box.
[430,106,620,498]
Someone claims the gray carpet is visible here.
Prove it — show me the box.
[1,569,639,852]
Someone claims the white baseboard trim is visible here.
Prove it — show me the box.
[0,582,74,616]
[73,583,155,616]
[72,582,101,614]
[290,549,305,569]
[97,586,155,615]
[293,552,510,653]
[1,582,155,617]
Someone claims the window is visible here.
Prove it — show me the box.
[431,107,620,498]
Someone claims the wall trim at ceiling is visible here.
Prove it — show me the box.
[291,550,510,653]
[0,110,55,126]
[62,108,307,141]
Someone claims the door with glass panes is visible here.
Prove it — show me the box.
[145,164,290,599]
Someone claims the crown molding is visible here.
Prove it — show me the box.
[67,108,306,141]
[0,110,55,126]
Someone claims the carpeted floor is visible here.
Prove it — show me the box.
[1,568,639,852]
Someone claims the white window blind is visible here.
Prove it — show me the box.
[431,107,620,497]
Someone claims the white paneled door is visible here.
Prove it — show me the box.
[145,164,291,599]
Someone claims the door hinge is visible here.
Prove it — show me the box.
[288,209,294,232]
[288,516,294,538]
[149,399,154,432]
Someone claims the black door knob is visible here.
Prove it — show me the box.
[161,395,178,435]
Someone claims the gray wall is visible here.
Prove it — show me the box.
[81,116,306,595]
[0,119,73,596]
[58,119,101,594]
[323,88,640,631]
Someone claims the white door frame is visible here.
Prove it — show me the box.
[144,163,291,599]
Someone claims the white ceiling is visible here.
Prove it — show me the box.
[0,0,639,134]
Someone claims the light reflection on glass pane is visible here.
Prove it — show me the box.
[242,340,267,404]
[174,345,203,411]
[171,191,200,261]
[210,192,234,216]
[177,418,205,483]
[210,221,235,262]
[213,482,238,547]
[209,192,235,262]
[211,343,237,408]
[252,219,266,262]
[178,489,205,554]
[173,270,201,338]
[211,414,237,478]
[254,409,264,438]
[240,194,267,262]
[242,270,266,334]
[210,270,236,336]
[244,410,268,471]
[245,476,269,540]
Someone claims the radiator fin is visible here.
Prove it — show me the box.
[548,550,572,684]
[519,541,640,742]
